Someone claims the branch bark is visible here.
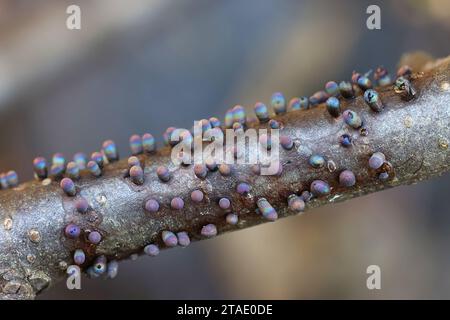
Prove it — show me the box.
[1,56,450,300]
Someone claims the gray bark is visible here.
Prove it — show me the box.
[0,56,449,299]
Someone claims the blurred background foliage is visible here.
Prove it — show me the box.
[0,0,450,299]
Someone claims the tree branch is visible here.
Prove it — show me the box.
[1,56,449,300]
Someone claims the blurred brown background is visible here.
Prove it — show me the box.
[0,0,450,299]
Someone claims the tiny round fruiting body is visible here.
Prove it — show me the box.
[209,117,221,128]
[219,164,232,176]
[226,213,239,225]
[66,161,80,180]
[191,190,204,203]
[171,197,184,210]
[236,182,250,195]
[88,231,102,244]
[271,92,286,114]
[342,110,363,129]
[92,255,107,275]
[394,76,416,101]
[144,244,160,256]
[309,90,328,106]
[49,164,65,179]
[201,224,218,238]
[5,171,18,187]
[339,134,352,147]
[157,166,171,182]
[339,170,356,187]
[257,198,278,221]
[269,119,280,129]
[33,157,48,180]
[145,199,160,213]
[129,134,143,155]
[52,153,66,167]
[326,97,341,118]
[127,156,140,169]
[288,195,305,213]
[162,231,178,247]
[325,81,339,96]
[374,66,392,86]
[73,249,86,265]
[364,89,383,112]
[65,224,81,239]
[232,105,246,125]
[339,81,354,99]
[310,180,330,197]
[87,161,102,177]
[280,135,294,150]
[129,165,144,185]
[75,197,89,213]
[73,153,88,170]
[102,140,119,162]
[194,164,208,179]
[309,155,325,168]
[60,178,76,196]
[218,198,231,210]
[369,152,386,170]
[177,232,191,247]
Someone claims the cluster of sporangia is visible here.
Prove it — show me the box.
[1,65,416,281]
